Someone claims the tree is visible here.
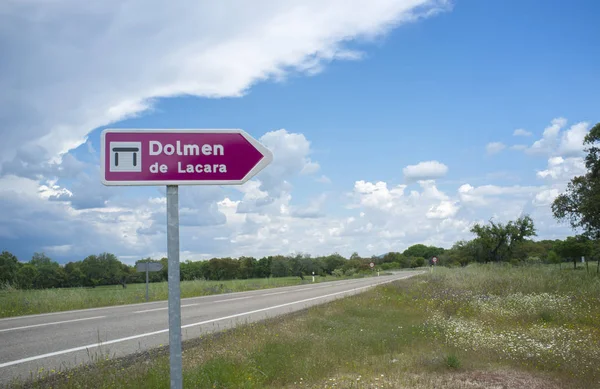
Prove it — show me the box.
[546,250,562,268]
[403,244,445,259]
[270,256,291,277]
[555,235,592,270]
[16,265,38,289]
[256,257,272,278]
[0,251,19,286]
[29,253,64,288]
[512,240,546,262]
[552,123,600,238]
[64,262,85,287]
[470,216,536,262]
[81,253,125,286]
[323,253,346,274]
[238,257,257,279]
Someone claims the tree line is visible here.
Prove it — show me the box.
[1,222,599,290]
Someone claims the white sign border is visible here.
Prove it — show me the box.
[100,128,273,186]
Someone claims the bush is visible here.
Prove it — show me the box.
[332,269,344,278]
[410,257,424,268]
[445,354,461,369]
[344,268,357,277]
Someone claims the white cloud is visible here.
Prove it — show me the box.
[532,189,560,206]
[300,161,321,175]
[316,175,332,184]
[257,129,320,193]
[526,117,567,155]
[458,183,539,207]
[0,0,449,174]
[536,156,586,182]
[290,194,327,219]
[426,200,459,219]
[486,142,506,155]
[558,122,589,157]
[403,160,448,181]
[510,144,527,151]
[513,128,532,137]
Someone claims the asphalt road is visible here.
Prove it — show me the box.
[0,271,420,385]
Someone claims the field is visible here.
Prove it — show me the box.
[0,275,371,318]
[10,263,600,389]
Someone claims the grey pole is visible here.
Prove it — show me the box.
[145,259,149,302]
[167,185,182,389]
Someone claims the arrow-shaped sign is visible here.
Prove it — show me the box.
[101,129,273,186]
[136,262,164,272]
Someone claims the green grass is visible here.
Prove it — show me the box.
[0,275,366,318]
[9,264,600,388]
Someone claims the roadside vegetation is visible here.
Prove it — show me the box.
[12,263,600,389]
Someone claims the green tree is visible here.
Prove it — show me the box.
[270,256,291,277]
[30,252,54,267]
[470,216,536,262]
[546,250,562,267]
[512,240,546,262]
[256,257,272,278]
[552,123,600,238]
[16,264,38,289]
[81,253,125,286]
[238,256,257,279]
[323,253,346,274]
[64,262,85,287]
[29,253,64,288]
[555,235,592,270]
[403,244,445,259]
[0,251,20,286]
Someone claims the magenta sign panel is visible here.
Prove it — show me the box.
[101,129,273,186]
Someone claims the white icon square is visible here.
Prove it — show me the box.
[109,142,142,172]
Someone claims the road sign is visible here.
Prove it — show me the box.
[101,129,273,186]
[136,262,163,272]
[370,262,374,268]
[432,257,438,264]
[100,128,273,389]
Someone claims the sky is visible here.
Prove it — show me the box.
[1,0,599,264]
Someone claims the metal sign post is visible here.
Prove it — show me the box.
[136,261,163,302]
[167,185,182,389]
[146,260,149,302]
[101,129,272,389]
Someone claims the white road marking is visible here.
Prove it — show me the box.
[134,303,200,314]
[0,276,410,369]
[260,291,289,296]
[0,316,106,333]
[213,296,253,303]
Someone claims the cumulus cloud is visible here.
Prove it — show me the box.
[403,161,448,181]
[526,117,567,155]
[486,142,506,155]
[513,128,532,137]
[532,189,560,206]
[290,194,327,219]
[0,0,449,175]
[536,156,586,182]
[257,129,320,193]
[458,184,539,207]
[558,122,589,157]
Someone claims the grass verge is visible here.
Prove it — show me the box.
[8,264,600,388]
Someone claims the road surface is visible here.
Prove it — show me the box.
[0,272,420,385]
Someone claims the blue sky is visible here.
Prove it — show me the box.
[1,0,599,263]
